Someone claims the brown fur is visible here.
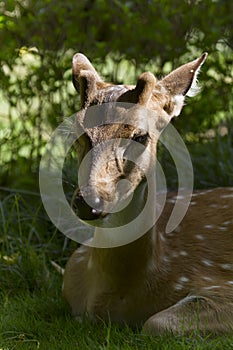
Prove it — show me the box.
[63,53,233,335]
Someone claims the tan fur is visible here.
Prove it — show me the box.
[63,53,233,335]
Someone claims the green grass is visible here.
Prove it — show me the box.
[1,133,233,349]
[1,290,233,350]
[1,284,233,350]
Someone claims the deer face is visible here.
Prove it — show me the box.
[71,53,207,220]
[72,104,158,220]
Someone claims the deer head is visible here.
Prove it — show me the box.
[71,53,207,221]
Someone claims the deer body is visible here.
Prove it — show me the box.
[63,53,233,335]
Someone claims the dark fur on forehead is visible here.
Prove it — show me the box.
[84,123,137,145]
[91,84,130,105]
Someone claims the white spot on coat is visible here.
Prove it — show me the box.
[174,283,184,290]
[223,221,231,225]
[204,224,214,229]
[202,276,213,281]
[180,251,188,256]
[196,234,204,240]
[220,264,233,270]
[179,276,189,283]
[221,194,233,198]
[204,285,220,290]
[202,259,214,266]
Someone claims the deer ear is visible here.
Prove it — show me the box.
[160,53,208,116]
[117,72,156,105]
[72,53,103,108]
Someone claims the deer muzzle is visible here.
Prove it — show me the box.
[71,187,105,220]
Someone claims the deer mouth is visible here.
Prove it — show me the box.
[71,188,108,221]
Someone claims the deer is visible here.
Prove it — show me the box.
[62,52,233,335]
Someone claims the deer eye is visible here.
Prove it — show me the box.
[132,133,149,144]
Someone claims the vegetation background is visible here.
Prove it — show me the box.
[0,0,233,349]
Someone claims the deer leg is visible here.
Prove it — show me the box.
[143,295,233,336]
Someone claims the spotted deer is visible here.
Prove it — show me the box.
[63,52,233,335]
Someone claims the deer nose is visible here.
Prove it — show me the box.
[72,190,104,220]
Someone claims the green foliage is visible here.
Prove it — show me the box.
[0,0,232,188]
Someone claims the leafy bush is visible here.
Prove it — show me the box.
[0,0,232,189]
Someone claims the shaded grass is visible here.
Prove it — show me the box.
[0,133,233,349]
[1,287,233,350]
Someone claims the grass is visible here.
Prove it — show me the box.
[0,132,233,349]
[1,283,233,350]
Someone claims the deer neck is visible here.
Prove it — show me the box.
[89,178,162,278]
